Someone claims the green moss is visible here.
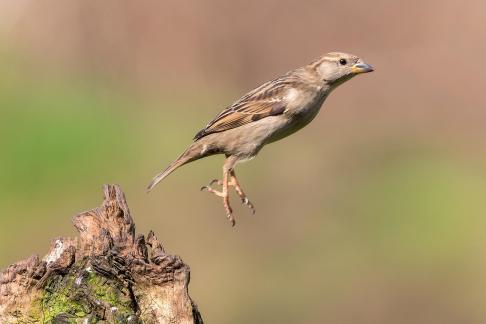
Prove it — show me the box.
[86,271,133,315]
[26,266,136,323]
[33,274,85,322]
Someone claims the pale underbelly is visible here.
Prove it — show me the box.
[265,94,326,144]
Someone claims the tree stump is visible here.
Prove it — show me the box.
[0,184,203,323]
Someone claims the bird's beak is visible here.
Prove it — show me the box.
[351,62,374,74]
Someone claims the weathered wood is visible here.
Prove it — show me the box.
[0,184,203,323]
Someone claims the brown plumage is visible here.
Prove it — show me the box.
[148,52,373,226]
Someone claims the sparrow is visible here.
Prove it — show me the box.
[148,52,373,226]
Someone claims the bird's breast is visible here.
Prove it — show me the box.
[266,91,328,144]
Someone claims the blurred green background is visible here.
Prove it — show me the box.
[1,1,486,323]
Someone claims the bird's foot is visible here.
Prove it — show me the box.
[229,176,256,214]
[240,196,256,214]
[223,195,235,226]
[200,179,224,197]
[202,178,256,214]
[201,180,235,226]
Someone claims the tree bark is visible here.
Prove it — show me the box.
[0,184,203,323]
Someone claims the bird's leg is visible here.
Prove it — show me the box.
[229,170,255,214]
[221,165,234,225]
[201,157,237,226]
[201,170,255,217]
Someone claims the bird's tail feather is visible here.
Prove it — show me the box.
[147,142,207,192]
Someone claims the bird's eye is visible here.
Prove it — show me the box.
[339,59,347,65]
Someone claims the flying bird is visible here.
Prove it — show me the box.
[148,52,373,226]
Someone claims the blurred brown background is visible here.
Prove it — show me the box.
[1,1,485,323]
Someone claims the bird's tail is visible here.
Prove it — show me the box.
[147,141,210,192]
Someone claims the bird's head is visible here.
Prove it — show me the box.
[312,52,373,86]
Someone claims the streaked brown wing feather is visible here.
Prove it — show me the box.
[194,76,294,140]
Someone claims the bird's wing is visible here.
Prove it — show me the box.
[194,77,295,140]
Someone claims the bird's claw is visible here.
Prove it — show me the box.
[209,179,222,186]
[223,197,235,226]
[227,214,236,227]
[241,197,256,214]
[202,179,223,191]
[202,175,255,225]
